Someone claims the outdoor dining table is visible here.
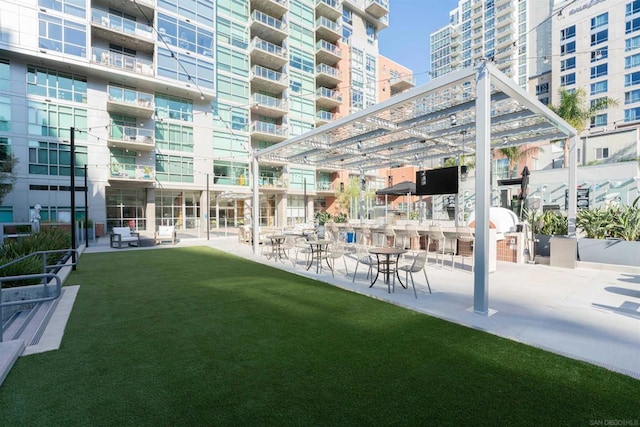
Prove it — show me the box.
[268,235,287,263]
[306,239,332,274]
[368,247,408,293]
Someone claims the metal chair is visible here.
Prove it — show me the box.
[394,251,431,298]
[293,237,312,268]
[427,226,455,268]
[324,243,349,278]
[351,245,376,283]
[455,226,475,272]
[405,225,421,251]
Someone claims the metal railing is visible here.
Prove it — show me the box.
[1,249,78,342]
[91,9,153,40]
[108,85,154,108]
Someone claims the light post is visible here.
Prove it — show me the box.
[70,127,76,270]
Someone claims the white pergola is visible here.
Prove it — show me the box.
[251,61,577,315]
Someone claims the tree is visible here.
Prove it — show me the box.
[548,88,617,167]
[496,145,539,178]
[0,144,18,205]
[334,176,375,219]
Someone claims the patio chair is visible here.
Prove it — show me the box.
[351,245,376,283]
[455,226,475,272]
[293,237,312,267]
[394,251,431,298]
[427,226,455,268]
[324,243,349,278]
[405,225,421,251]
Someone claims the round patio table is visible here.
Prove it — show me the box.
[368,247,408,293]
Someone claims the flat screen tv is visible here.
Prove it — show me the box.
[415,166,459,195]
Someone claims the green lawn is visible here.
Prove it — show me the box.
[0,247,637,425]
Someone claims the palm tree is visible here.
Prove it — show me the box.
[495,145,540,178]
[548,88,618,167]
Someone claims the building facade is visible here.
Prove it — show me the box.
[0,0,414,232]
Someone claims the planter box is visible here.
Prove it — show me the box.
[577,238,640,267]
[550,236,576,269]
[535,234,552,257]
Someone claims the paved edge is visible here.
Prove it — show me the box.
[0,339,25,386]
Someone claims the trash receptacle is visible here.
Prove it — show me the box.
[346,232,355,243]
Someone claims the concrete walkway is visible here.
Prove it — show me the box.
[83,232,640,379]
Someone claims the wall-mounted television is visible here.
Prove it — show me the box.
[416,166,459,195]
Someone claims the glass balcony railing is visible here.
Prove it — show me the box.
[316,63,341,79]
[316,16,340,32]
[91,9,153,40]
[108,86,153,108]
[251,121,287,137]
[317,87,342,102]
[251,37,286,58]
[317,0,339,9]
[367,0,389,9]
[251,65,286,84]
[316,40,342,57]
[251,10,286,32]
[316,181,333,191]
[110,163,155,181]
[259,176,288,188]
[252,93,286,110]
[317,110,334,121]
[109,125,154,145]
[92,48,153,75]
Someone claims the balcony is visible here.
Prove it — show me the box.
[91,9,154,52]
[316,39,342,64]
[315,63,342,87]
[250,10,288,44]
[251,93,287,118]
[250,65,288,92]
[250,37,288,69]
[365,0,389,19]
[258,176,289,190]
[108,125,155,152]
[496,34,515,50]
[315,86,342,109]
[494,46,513,61]
[496,2,514,19]
[316,180,334,192]
[107,86,154,118]
[316,0,341,21]
[251,0,288,18]
[92,48,154,76]
[315,17,341,43]
[109,163,155,184]
[388,73,414,92]
[316,110,333,126]
[250,120,288,143]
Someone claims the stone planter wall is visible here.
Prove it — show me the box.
[577,238,640,267]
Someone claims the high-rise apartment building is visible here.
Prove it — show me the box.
[0,0,411,232]
[430,0,553,91]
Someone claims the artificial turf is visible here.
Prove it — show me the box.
[0,246,637,425]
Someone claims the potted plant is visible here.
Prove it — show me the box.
[314,211,331,239]
[576,197,640,267]
[525,209,568,257]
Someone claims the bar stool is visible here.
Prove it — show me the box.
[381,224,396,248]
[405,225,421,251]
[455,226,475,272]
[427,226,455,268]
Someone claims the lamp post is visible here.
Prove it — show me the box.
[206,173,210,240]
[70,127,76,270]
[84,165,89,248]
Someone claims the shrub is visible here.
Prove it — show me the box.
[0,227,71,287]
[525,209,568,236]
[576,197,640,241]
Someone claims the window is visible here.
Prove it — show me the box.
[155,154,194,183]
[0,59,9,92]
[28,140,87,176]
[157,13,214,57]
[0,138,13,173]
[628,35,640,53]
[27,66,87,102]
[624,107,640,121]
[590,97,609,109]
[560,25,575,41]
[366,22,376,44]
[342,26,352,44]
[212,161,248,186]
[591,47,608,62]
[352,89,363,111]
[591,13,608,30]
[0,96,10,132]
[39,0,85,18]
[590,64,607,79]
[155,94,193,122]
[591,29,608,46]
[560,73,575,87]
[157,47,214,90]
[342,8,352,25]
[560,57,575,71]
[216,46,249,77]
[38,13,86,57]
[365,55,376,73]
[590,80,608,95]
[560,41,576,55]
[626,17,640,34]
[625,71,640,86]
[625,89,640,104]
[626,53,640,69]
[627,0,640,16]
[155,123,194,152]
[27,101,87,138]
[595,147,609,159]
